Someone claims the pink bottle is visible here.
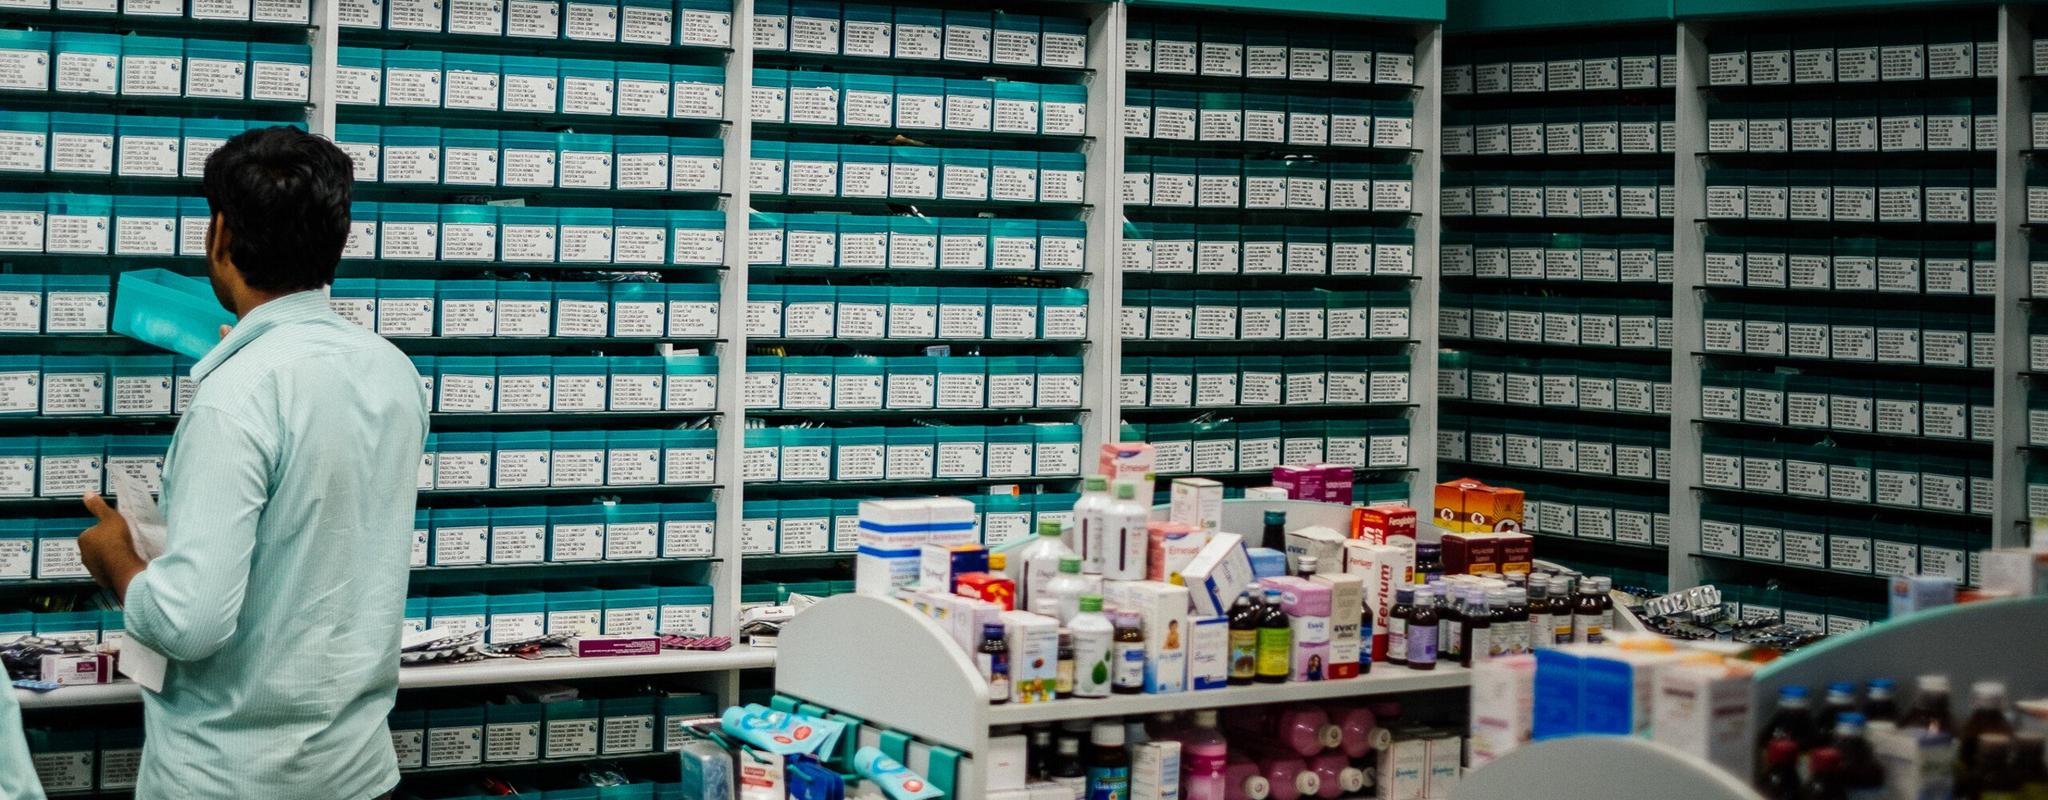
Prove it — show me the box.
[1325,704,1388,759]
[1271,704,1341,757]
[1224,754,1272,800]
[1258,752,1321,800]
[1306,752,1368,798]
[1182,710,1230,800]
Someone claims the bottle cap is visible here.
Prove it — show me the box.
[1295,771,1320,794]
[1079,595,1103,612]
[1395,587,1414,603]
[1548,576,1572,593]
[1039,519,1062,538]
[1242,775,1271,797]
[983,622,1005,637]
[1084,474,1108,492]
[1264,510,1285,526]
[1263,588,1283,600]
[990,553,1008,570]
[1485,587,1507,604]
[1115,480,1139,500]
[1059,555,1081,573]
[1867,678,1896,694]
[1057,737,1080,755]
[1298,555,1319,573]
[1836,712,1866,731]
[1091,721,1124,747]
[1193,709,1218,727]
[1780,686,1810,701]
[1917,675,1951,694]
[1828,682,1857,697]
[1505,587,1526,603]
[1971,680,2007,706]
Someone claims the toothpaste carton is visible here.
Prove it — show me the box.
[1469,655,1536,768]
[1271,464,1322,500]
[1355,503,1418,545]
[1313,572,1364,679]
[1170,477,1223,532]
[1180,532,1255,616]
[1099,442,1156,495]
[1147,522,1209,584]
[1188,615,1229,690]
[919,543,989,593]
[999,610,1060,704]
[1105,580,1189,693]
[1283,526,1345,575]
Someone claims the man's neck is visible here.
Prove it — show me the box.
[234,290,290,319]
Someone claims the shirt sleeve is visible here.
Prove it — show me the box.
[0,687,41,800]
[123,404,275,663]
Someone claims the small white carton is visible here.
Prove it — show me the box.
[1169,477,1223,532]
[1181,532,1255,616]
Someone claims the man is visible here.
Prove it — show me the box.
[75,126,427,800]
[0,686,41,799]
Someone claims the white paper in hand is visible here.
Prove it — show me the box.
[108,471,168,693]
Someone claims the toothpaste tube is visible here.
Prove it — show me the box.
[855,746,944,799]
[719,704,847,756]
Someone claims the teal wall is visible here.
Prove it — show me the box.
[1129,0,1446,24]
[1448,0,1999,32]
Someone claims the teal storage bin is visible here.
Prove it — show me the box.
[889,146,940,199]
[659,585,714,636]
[940,147,990,201]
[944,78,994,132]
[894,6,942,60]
[54,33,121,96]
[939,218,989,271]
[380,50,443,109]
[499,56,560,114]
[937,287,987,339]
[557,133,615,191]
[669,210,725,266]
[601,587,659,636]
[885,356,936,410]
[0,31,52,93]
[1041,85,1087,136]
[559,58,617,117]
[740,499,778,553]
[934,425,984,479]
[1034,424,1080,476]
[787,71,840,126]
[0,112,47,175]
[994,81,1039,134]
[661,501,715,557]
[884,427,935,480]
[111,270,235,360]
[785,142,839,198]
[49,113,114,177]
[887,216,938,269]
[430,508,489,567]
[779,497,832,552]
[990,151,1038,204]
[118,36,182,98]
[543,698,602,758]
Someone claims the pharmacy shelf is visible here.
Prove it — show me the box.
[1123,402,1418,415]
[745,407,1082,421]
[400,750,672,776]
[16,646,777,710]
[1452,736,1762,800]
[988,666,1471,727]
[4,557,720,591]
[1440,461,1666,490]
[777,594,1465,760]
[742,475,1078,493]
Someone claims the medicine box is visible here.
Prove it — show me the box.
[1180,532,1254,616]
[1105,580,1188,693]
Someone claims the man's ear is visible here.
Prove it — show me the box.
[206,212,230,267]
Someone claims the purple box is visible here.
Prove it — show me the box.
[569,636,661,657]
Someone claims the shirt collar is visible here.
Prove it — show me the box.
[190,288,333,383]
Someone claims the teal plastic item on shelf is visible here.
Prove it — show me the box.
[1039,219,1084,271]
[499,55,560,114]
[557,132,615,191]
[833,427,884,481]
[989,151,1037,204]
[787,71,840,126]
[779,498,831,552]
[381,50,443,110]
[45,194,112,256]
[670,64,724,120]
[601,587,658,636]
[985,425,1033,477]
[885,356,937,409]
[888,216,938,269]
[939,218,989,271]
[49,113,113,176]
[893,76,945,130]
[118,35,183,98]
[1041,84,1086,136]
[1034,424,1080,476]
[112,270,236,360]
[0,31,52,92]
[740,499,778,553]
[53,33,120,96]
[944,78,994,132]
[559,58,616,117]
[0,112,46,175]
[990,220,1037,271]
[785,143,839,198]
[936,287,987,339]
[893,6,941,60]
[993,81,1039,134]
[885,427,936,480]
[889,146,940,200]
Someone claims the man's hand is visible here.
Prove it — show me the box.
[79,493,147,603]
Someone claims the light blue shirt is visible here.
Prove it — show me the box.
[123,289,426,800]
[0,687,42,800]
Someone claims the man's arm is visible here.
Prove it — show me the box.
[118,406,272,662]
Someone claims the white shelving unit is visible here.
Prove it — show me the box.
[15,646,777,710]
[1452,736,1763,800]
[776,593,1470,796]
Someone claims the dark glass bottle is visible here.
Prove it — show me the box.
[1757,738,1803,800]
[1572,582,1604,644]
[1029,727,1054,780]
[1961,681,2014,770]
[1386,588,1413,666]
[1262,510,1286,551]
[1255,588,1291,684]
[1899,675,1955,736]
[1111,612,1145,695]
[1817,682,1860,734]
[1054,632,1075,700]
[1503,586,1529,656]
[1228,587,1259,686]
[1803,747,1847,800]
[979,622,1010,704]
[1413,544,1443,584]
[1756,686,1821,786]
[2012,734,2047,799]
[1976,734,2020,800]
[1830,713,1885,798]
[1863,678,1900,724]
[1459,587,1492,668]
[1440,584,1466,662]
[1049,736,1086,798]
[1405,586,1438,671]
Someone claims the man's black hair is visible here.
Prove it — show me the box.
[201,126,354,294]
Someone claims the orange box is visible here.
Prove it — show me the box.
[1355,503,1418,545]
[1466,485,1525,534]
[954,572,1016,611]
[1433,477,1487,532]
